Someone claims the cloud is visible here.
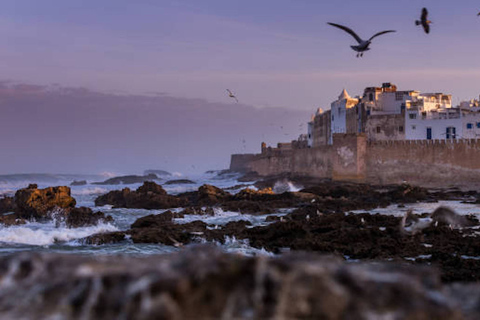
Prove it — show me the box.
[0,82,310,175]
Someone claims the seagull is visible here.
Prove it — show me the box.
[327,22,396,57]
[415,8,431,34]
[226,89,238,103]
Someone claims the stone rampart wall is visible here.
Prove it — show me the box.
[230,136,480,187]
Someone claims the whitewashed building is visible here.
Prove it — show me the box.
[329,89,358,144]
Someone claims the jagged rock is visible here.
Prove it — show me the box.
[63,207,113,228]
[136,181,167,195]
[0,197,15,214]
[94,182,185,209]
[0,247,470,319]
[197,184,231,205]
[70,180,87,186]
[14,184,76,219]
[92,173,159,185]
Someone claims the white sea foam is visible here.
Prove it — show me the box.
[273,180,302,193]
[0,222,118,246]
[71,187,108,196]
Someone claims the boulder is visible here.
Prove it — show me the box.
[81,231,127,245]
[0,197,16,214]
[14,184,76,219]
[95,182,185,209]
[64,207,113,228]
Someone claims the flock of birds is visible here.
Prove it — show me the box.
[328,7,435,58]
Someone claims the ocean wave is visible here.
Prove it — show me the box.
[0,222,118,246]
[71,187,108,196]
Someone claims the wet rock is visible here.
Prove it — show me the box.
[178,184,232,206]
[70,180,87,186]
[63,207,113,228]
[92,173,159,185]
[130,211,178,229]
[178,207,214,216]
[0,247,469,319]
[14,184,76,219]
[0,214,26,226]
[0,196,15,214]
[129,220,208,246]
[94,182,185,209]
[81,231,127,245]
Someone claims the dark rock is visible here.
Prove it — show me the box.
[129,220,208,245]
[0,214,26,226]
[130,211,177,229]
[178,207,214,216]
[92,174,159,185]
[81,231,127,245]
[14,185,76,219]
[178,184,232,206]
[0,197,16,214]
[95,182,185,209]
[136,181,167,195]
[0,248,469,319]
[164,179,196,185]
[70,180,87,186]
[64,207,113,228]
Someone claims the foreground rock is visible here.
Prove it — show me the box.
[92,173,159,185]
[0,247,476,319]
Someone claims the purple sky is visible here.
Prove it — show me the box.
[1,0,480,174]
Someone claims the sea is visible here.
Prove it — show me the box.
[0,171,479,257]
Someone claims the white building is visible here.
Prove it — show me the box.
[329,89,358,144]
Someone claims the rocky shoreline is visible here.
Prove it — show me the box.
[2,174,480,317]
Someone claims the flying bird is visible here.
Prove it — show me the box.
[327,22,396,57]
[226,89,238,103]
[415,8,431,34]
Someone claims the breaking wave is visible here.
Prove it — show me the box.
[0,222,118,246]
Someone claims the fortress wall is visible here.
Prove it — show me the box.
[245,147,333,178]
[366,139,480,186]
[231,137,480,187]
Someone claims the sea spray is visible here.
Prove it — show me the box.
[0,221,118,246]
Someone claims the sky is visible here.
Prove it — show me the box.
[1,0,480,174]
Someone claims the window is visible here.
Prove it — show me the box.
[412,125,416,130]
[369,93,373,101]
[308,134,311,139]
[421,112,427,119]
[409,113,417,120]
[395,92,403,101]
[477,122,480,129]
[376,126,381,133]
[467,123,473,129]
[332,115,334,121]
[399,126,404,132]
